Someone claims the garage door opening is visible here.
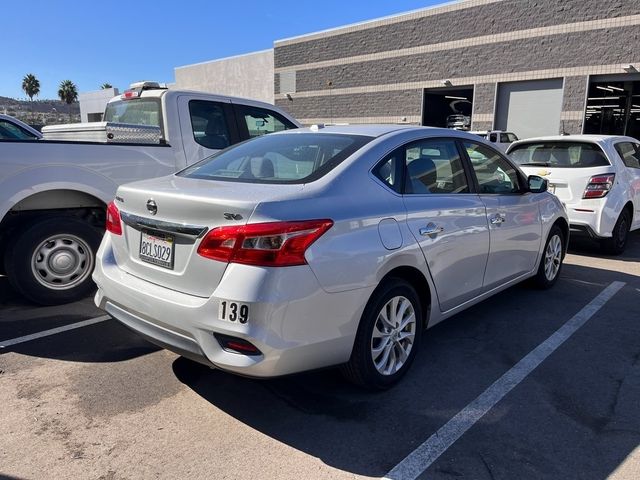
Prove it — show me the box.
[583,78,640,139]
[422,87,474,130]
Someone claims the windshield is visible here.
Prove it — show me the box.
[104,99,161,127]
[178,133,373,184]
[509,142,610,168]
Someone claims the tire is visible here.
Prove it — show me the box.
[3,217,102,305]
[600,209,631,256]
[341,278,423,390]
[532,225,564,290]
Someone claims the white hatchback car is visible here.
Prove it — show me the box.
[93,125,568,389]
[508,135,640,254]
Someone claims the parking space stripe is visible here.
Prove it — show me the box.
[383,280,626,480]
[0,315,111,349]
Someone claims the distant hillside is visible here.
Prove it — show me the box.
[0,96,79,114]
[0,96,80,125]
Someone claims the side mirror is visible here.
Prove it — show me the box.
[528,175,548,193]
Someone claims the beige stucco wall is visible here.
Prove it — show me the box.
[174,49,274,103]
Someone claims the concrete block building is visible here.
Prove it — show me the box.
[272,0,640,139]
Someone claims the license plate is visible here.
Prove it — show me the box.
[139,230,174,269]
[219,300,249,324]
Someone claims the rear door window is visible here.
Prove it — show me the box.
[403,139,470,194]
[188,100,232,149]
[509,142,610,168]
[615,142,640,169]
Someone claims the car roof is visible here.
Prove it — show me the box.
[284,124,487,139]
[510,134,639,148]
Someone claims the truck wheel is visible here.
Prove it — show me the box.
[341,278,423,390]
[4,217,102,305]
[600,209,631,256]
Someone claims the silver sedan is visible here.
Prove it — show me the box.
[93,125,568,389]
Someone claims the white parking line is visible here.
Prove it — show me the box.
[383,280,626,480]
[0,315,111,349]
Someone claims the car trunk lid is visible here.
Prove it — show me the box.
[112,175,303,297]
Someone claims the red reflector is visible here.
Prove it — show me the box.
[583,173,614,199]
[106,201,122,235]
[197,220,333,267]
[226,341,259,353]
[214,334,261,355]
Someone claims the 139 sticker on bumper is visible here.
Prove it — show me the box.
[219,301,249,324]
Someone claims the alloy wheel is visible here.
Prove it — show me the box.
[370,295,417,375]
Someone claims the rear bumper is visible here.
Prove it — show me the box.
[569,223,605,240]
[92,234,371,378]
[564,197,618,239]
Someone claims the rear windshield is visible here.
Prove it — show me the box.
[104,99,161,127]
[178,133,372,184]
[509,142,610,168]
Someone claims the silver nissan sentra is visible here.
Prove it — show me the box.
[93,125,568,389]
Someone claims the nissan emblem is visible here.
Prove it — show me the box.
[146,199,158,215]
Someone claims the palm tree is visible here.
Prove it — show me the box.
[58,80,78,104]
[100,83,113,89]
[22,74,40,101]
[58,80,79,122]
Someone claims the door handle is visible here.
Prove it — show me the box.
[490,213,506,225]
[419,222,444,236]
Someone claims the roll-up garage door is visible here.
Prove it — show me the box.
[495,79,563,139]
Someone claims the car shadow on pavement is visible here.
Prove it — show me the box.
[568,230,640,262]
[2,319,161,363]
[0,276,34,308]
[173,263,639,478]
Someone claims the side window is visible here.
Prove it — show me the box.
[464,141,521,194]
[236,105,297,138]
[373,148,402,193]
[403,139,469,194]
[615,142,640,169]
[0,120,34,139]
[507,133,518,143]
[188,100,230,150]
[489,133,498,143]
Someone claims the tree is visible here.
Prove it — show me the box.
[101,83,113,89]
[22,74,40,101]
[58,80,79,122]
[58,80,78,104]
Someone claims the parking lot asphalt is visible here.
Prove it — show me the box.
[1,234,639,480]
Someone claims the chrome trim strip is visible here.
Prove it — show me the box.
[120,212,208,238]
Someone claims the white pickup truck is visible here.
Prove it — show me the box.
[0,82,300,305]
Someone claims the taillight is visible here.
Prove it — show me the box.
[197,219,333,267]
[106,201,122,235]
[120,90,139,100]
[583,174,615,199]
